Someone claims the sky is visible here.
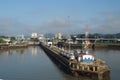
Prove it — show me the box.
[0,0,120,36]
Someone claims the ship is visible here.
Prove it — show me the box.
[40,26,110,80]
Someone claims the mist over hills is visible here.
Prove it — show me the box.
[43,33,120,39]
[0,33,120,39]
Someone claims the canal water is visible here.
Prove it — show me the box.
[0,46,119,80]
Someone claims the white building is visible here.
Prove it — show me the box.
[38,34,45,43]
[2,38,11,44]
[55,33,62,39]
[16,34,25,43]
[31,33,38,39]
[58,33,62,39]
[38,34,44,40]
[3,38,11,42]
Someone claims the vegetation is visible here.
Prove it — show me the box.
[0,39,6,43]
[76,33,120,38]
[10,37,16,42]
[0,36,8,38]
[0,36,16,44]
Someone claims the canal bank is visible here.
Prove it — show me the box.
[57,42,120,49]
[92,44,120,49]
[0,44,28,50]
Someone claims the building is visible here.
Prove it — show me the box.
[16,34,25,43]
[2,38,11,42]
[55,33,62,40]
[38,34,44,40]
[38,34,45,42]
[58,33,62,39]
[31,33,38,39]
[2,38,11,44]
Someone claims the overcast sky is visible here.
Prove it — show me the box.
[0,0,120,36]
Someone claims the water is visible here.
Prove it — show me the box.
[91,49,120,80]
[0,46,119,80]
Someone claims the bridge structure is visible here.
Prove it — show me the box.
[76,38,120,43]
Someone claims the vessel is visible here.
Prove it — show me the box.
[40,26,110,80]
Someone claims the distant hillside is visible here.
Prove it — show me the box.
[44,33,55,39]
[76,33,120,38]
[0,36,9,38]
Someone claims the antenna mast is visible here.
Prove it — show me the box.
[85,25,89,54]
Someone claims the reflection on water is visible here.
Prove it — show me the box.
[0,46,119,80]
[31,46,37,56]
[0,48,27,59]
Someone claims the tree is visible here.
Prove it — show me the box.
[0,39,6,43]
[10,37,16,41]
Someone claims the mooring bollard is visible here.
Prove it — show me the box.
[82,66,84,70]
[97,66,99,71]
[77,65,79,69]
[93,66,95,71]
[87,66,90,71]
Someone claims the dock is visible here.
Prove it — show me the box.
[40,43,110,80]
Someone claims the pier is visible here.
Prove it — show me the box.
[40,43,110,80]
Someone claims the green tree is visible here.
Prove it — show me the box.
[0,39,6,43]
[10,37,16,41]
